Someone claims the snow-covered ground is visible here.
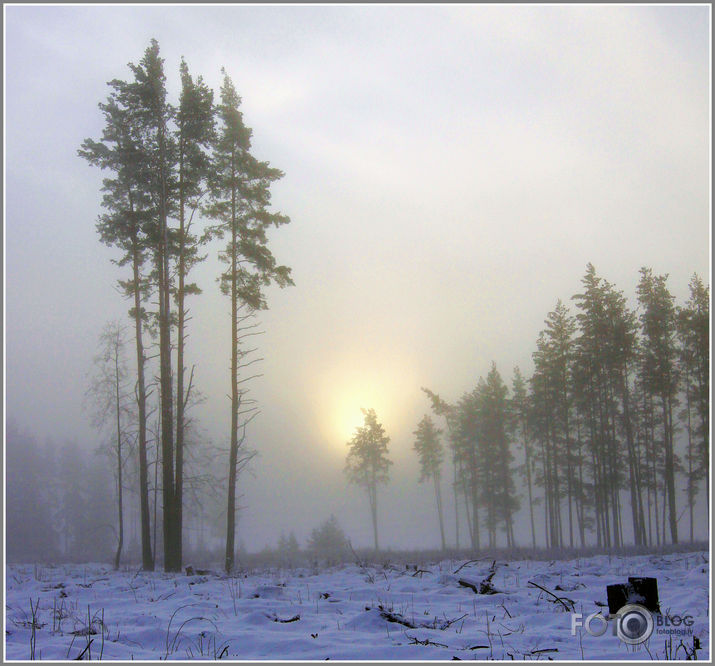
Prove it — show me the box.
[5,551,709,660]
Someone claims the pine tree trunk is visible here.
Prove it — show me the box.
[153,432,159,568]
[654,450,660,543]
[525,445,536,550]
[590,426,602,548]
[175,151,186,570]
[661,480,667,545]
[156,112,179,572]
[114,347,124,571]
[545,421,559,549]
[463,477,474,548]
[225,163,239,574]
[561,383,574,549]
[433,474,446,550]
[159,244,176,570]
[370,481,379,552]
[225,425,238,573]
[541,434,550,548]
[577,436,586,548]
[452,458,460,550]
[633,420,647,548]
[519,409,536,550]
[645,388,659,547]
[663,398,678,544]
[470,474,480,551]
[620,367,643,546]
[131,239,153,571]
[686,385,694,542]
[698,358,709,507]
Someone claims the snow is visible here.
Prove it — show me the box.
[5,551,709,660]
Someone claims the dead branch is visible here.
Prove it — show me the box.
[527,581,574,612]
[268,613,300,623]
[182,365,196,411]
[454,559,482,574]
[407,635,449,648]
[74,639,94,660]
[378,608,416,628]
[236,374,264,385]
[437,613,468,630]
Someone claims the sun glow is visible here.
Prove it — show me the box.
[311,351,420,457]
[318,375,412,454]
[335,398,376,444]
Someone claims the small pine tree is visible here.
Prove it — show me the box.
[307,516,349,565]
[277,531,301,567]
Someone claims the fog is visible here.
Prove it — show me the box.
[5,5,710,561]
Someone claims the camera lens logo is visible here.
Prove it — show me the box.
[615,604,654,645]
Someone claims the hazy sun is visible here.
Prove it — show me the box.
[335,400,371,443]
[324,383,395,448]
[313,353,418,454]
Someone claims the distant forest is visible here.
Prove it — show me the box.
[5,38,710,570]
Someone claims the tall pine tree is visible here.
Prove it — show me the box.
[79,73,156,571]
[637,267,680,544]
[173,58,215,567]
[205,70,293,573]
[413,415,446,550]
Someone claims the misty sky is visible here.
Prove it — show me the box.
[4,5,711,551]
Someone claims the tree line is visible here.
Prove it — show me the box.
[7,264,707,565]
[345,264,709,553]
[78,39,292,573]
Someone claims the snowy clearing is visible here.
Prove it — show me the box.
[5,551,709,661]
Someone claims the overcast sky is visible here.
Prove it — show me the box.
[4,4,711,551]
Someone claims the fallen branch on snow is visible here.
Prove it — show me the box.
[527,581,574,612]
[268,612,300,623]
[453,559,482,574]
[459,569,499,595]
[407,635,449,648]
